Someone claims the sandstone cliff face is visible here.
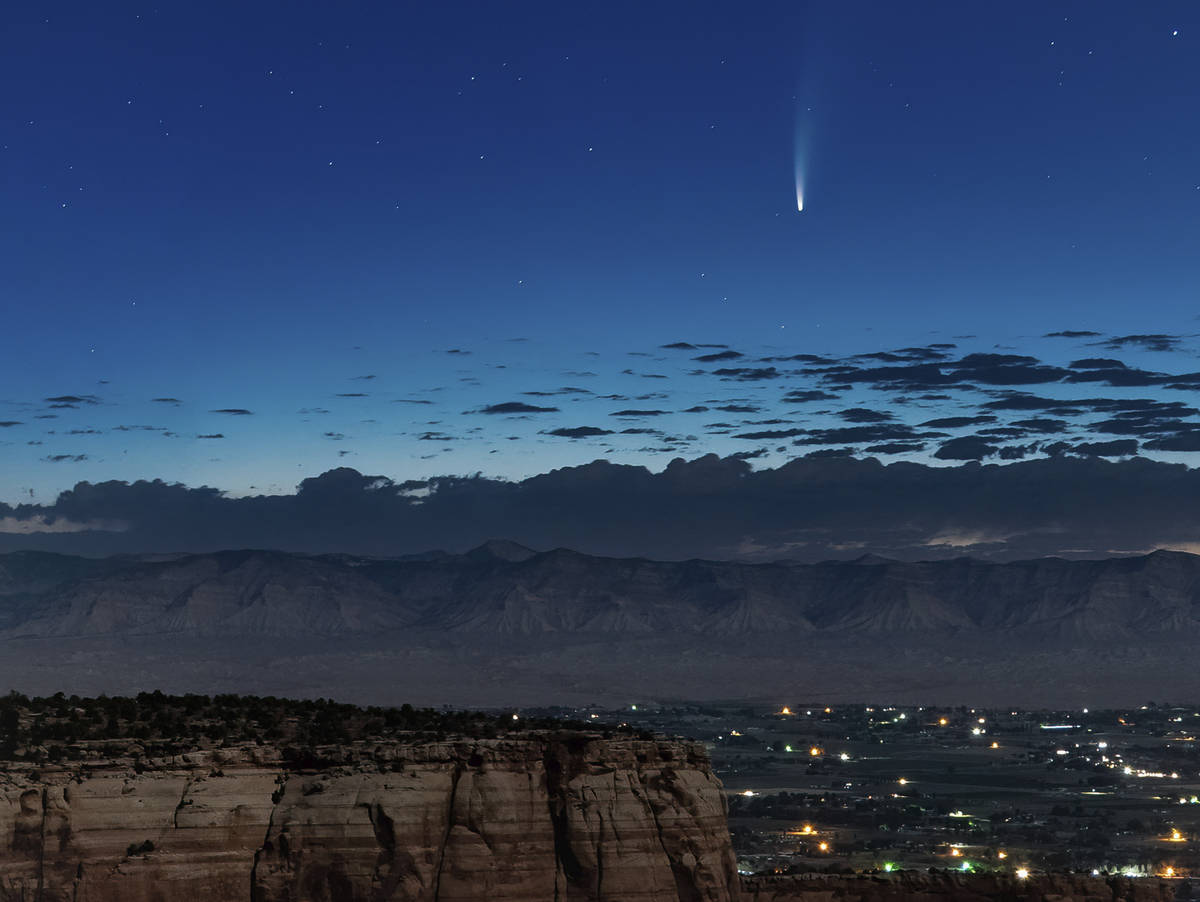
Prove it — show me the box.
[0,735,738,902]
[742,872,1178,902]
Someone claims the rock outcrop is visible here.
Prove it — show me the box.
[0,734,738,901]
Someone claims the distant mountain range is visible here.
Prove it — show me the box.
[1,543,1197,705]
[3,541,1199,639]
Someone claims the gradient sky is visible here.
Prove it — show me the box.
[3,1,1199,504]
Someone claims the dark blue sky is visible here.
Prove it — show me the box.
[3,1,1198,503]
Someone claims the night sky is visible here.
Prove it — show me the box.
[3,2,1199,543]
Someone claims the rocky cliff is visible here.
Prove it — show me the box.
[741,872,1178,902]
[0,734,738,902]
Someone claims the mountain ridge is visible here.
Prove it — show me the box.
[2,544,1198,641]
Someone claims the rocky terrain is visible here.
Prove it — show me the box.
[0,733,738,902]
[0,738,1181,902]
[1,544,1199,705]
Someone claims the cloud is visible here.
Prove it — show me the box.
[391,399,434,405]
[610,409,669,417]
[335,392,369,398]
[151,397,182,405]
[919,415,997,428]
[693,350,744,362]
[997,444,1036,460]
[782,390,839,403]
[1143,429,1200,452]
[933,436,998,461]
[211,408,253,415]
[711,367,782,381]
[838,407,894,423]
[661,342,697,350]
[1011,418,1068,433]
[1068,440,1139,457]
[1045,330,1101,338]
[45,395,100,405]
[714,404,760,413]
[196,434,225,439]
[865,442,926,454]
[0,515,128,535]
[792,424,938,446]
[733,428,806,440]
[0,454,1157,563]
[0,421,21,428]
[477,402,559,414]
[522,387,592,396]
[544,426,614,438]
[1096,333,1182,352]
[43,454,88,463]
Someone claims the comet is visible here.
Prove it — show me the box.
[793,127,806,212]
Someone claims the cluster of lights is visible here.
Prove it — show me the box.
[750,703,1198,877]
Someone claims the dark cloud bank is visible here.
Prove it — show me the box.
[4,455,1200,562]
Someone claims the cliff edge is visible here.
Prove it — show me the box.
[0,734,738,902]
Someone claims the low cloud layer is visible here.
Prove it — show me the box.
[6,328,1199,499]
[4,455,1200,563]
